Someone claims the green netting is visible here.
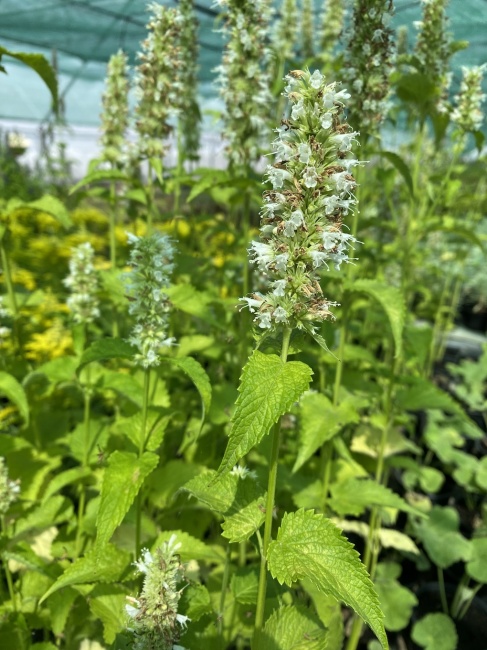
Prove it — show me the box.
[0,0,486,125]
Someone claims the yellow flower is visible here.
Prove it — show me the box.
[12,268,37,291]
[24,319,73,362]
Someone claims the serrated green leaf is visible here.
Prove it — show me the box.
[162,356,211,429]
[294,393,360,472]
[466,537,487,583]
[181,584,213,621]
[414,506,471,569]
[96,451,159,547]
[0,47,58,110]
[47,587,79,636]
[147,460,202,508]
[27,195,72,228]
[42,466,92,502]
[217,351,312,477]
[70,169,130,194]
[346,280,405,358]
[475,457,487,491]
[36,356,79,384]
[231,567,259,604]
[254,605,328,650]
[331,519,420,556]
[373,151,414,197]
[40,543,131,603]
[89,584,129,644]
[301,580,344,650]
[267,510,388,649]
[411,613,457,650]
[114,408,170,452]
[0,371,29,424]
[183,470,266,543]
[77,338,136,375]
[375,563,418,632]
[329,477,426,518]
[396,377,465,419]
[99,370,143,407]
[165,283,223,329]
[14,496,73,538]
[153,530,224,563]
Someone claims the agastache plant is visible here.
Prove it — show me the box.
[0,457,20,515]
[240,69,361,339]
[272,0,299,62]
[414,0,452,114]
[301,0,315,59]
[133,3,183,161]
[126,535,189,650]
[319,0,346,64]
[214,0,273,169]
[63,243,100,325]
[343,0,395,137]
[0,295,10,347]
[99,49,130,168]
[451,64,487,133]
[124,232,175,369]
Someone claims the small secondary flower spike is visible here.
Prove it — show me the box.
[451,65,487,132]
[301,0,314,59]
[99,50,130,167]
[272,0,299,61]
[0,296,10,345]
[319,0,346,64]
[178,0,201,162]
[0,457,20,515]
[63,243,100,325]
[240,68,362,333]
[124,232,175,368]
[126,535,189,650]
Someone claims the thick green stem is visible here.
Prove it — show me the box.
[135,369,151,557]
[438,566,449,615]
[254,327,292,635]
[0,240,18,318]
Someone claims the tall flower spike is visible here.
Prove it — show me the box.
[0,457,20,515]
[124,232,175,368]
[215,0,273,169]
[240,69,363,335]
[133,4,183,161]
[178,0,201,162]
[127,535,189,650]
[301,0,315,59]
[272,0,299,61]
[319,0,346,64]
[63,243,100,325]
[451,65,487,133]
[414,0,452,114]
[342,0,395,136]
[99,50,130,167]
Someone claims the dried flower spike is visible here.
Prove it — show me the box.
[63,243,100,325]
[124,232,175,368]
[126,535,189,650]
[240,68,363,336]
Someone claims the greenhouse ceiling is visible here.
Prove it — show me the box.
[0,0,486,126]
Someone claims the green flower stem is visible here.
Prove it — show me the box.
[218,542,232,645]
[76,362,92,557]
[438,565,449,614]
[109,179,117,269]
[457,582,482,620]
[437,271,463,363]
[174,123,183,215]
[1,515,16,611]
[0,240,18,318]
[135,368,151,557]
[451,573,469,618]
[426,272,451,377]
[254,326,292,634]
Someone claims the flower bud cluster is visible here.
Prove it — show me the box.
[214,0,273,168]
[343,0,395,135]
[126,535,189,650]
[272,0,299,61]
[100,50,130,167]
[134,4,183,160]
[319,0,346,64]
[0,457,20,515]
[63,243,100,325]
[301,0,314,59]
[451,65,486,132]
[240,69,362,333]
[124,232,175,368]
[414,0,452,114]
[178,0,201,162]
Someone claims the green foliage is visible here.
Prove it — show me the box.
[411,613,458,650]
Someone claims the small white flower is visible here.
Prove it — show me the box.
[273,306,288,323]
[256,311,272,328]
[309,69,324,89]
[271,279,287,296]
[303,166,318,188]
[320,112,333,129]
[309,250,329,269]
[274,253,289,272]
[298,143,312,163]
[291,98,306,120]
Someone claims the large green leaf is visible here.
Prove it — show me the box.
[216,351,313,477]
[466,537,487,583]
[329,477,426,518]
[26,195,72,228]
[396,377,467,420]
[76,338,136,375]
[345,280,405,358]
[293,393,360,472]
[42,466,92,502]
[413,506,471,569]
[182,470,266,543]
[253,605,327,650]
[373,151,414,197]
[0,47,58,110]
[162,356,211,429]
[0,371,29,424]
[89,584,129,644]
[96,450,159,547]
[165,283,223,330]
[69,169,130,195]
[39,543,131,603]
[411,613,457,650]
[267,509,388,650]
[375,563,418,632]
